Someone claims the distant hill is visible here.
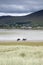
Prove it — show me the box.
[26,10,43,26]
[0,10,43,28]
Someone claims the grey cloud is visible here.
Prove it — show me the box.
[0,0,43,13]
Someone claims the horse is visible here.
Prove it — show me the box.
[17,38,20,41]
[22,38,27,41]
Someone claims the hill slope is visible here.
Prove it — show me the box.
[0,10,43,28]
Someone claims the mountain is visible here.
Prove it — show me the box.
[26,10,43,26]
[0,10,43,28]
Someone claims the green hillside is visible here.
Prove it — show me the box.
[0,10,43,29]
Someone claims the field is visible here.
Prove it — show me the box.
[0,41,43,65]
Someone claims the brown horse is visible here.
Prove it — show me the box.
[22,38,27,41]
[17,38,20,41]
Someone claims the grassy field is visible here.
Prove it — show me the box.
[0,41,43,65]
[0,41,43,46]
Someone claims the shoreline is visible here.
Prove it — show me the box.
[0,40,43,42]
[0,41,43,46]
[0,28,43,30]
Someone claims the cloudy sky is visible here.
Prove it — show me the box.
[0,0,43,16]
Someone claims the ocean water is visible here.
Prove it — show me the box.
[0,29,43,41]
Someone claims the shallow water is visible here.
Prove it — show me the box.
[0,29,43,41]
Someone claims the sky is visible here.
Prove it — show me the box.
[0,0,43,16]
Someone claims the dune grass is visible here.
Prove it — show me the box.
[0,45,43,65]
[0,41,43,65]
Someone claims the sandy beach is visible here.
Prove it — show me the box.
[0,29,43,42]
